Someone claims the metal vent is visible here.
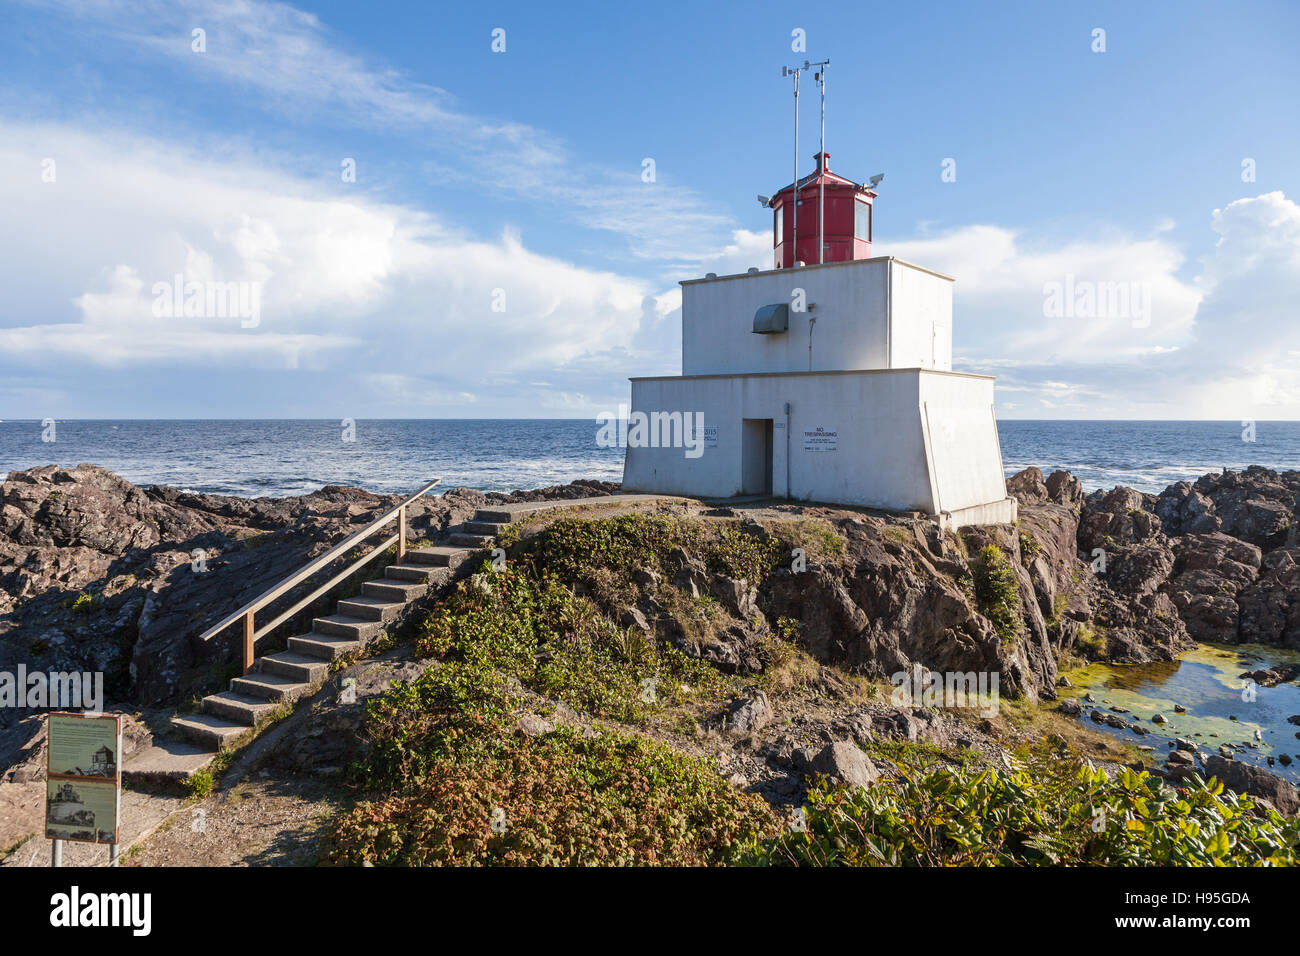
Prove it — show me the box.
[752,303,789,334]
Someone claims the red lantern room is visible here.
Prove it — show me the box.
[766,152,876,269]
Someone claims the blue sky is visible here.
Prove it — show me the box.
[1,0,1298,419]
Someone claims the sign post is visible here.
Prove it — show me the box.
[45,712,122,865]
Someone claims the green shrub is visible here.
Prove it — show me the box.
[1017,529,1041,562]
[186,769,215,799]
[742,743,1300,866]
[69,592,99,615]
[705,524,784,583]
[327,651,771,866]
[972,545,1023,643]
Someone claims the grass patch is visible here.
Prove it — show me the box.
[415,564,724,724]
[766,517,848,565]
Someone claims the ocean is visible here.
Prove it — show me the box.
[1,419,1297,499]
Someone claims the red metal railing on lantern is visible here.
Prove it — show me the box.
[198,477,442,672]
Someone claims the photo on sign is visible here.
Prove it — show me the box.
[47,713,119,777]
[45,777,119,844]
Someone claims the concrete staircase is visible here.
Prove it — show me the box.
[170,507,514,751]
[448,508,512,549]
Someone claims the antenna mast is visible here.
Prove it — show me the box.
[809,59,830,264]
[782,63,807,267]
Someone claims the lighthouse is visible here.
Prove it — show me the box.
[620,152,1018,529]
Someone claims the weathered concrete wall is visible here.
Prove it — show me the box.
[680,258,953,377]
[622,368,1008,516]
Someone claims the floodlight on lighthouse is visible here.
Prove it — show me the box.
[757,195,772,207]
[868,173,884,188]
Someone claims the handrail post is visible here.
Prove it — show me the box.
[397,504,407,564]
[242,610,255,674]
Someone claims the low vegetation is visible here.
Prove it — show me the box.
[744,742,1300,866]
[322,655,774,865]
[318,512,1296,867]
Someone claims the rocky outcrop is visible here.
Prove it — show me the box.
[0,465,600,715]
[1007,464,1300,658]
[764,513,1058,700]
[1158,467,1295,547]
[10,459,1300,729]
[486,479,620,504]
[1164,533,1261,643]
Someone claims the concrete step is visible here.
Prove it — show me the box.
[406,547,469,568]
[202,691,281,726]
[464,520,507,536]
[170,713,250,750]
[384,562,445,583]
[312,613,384,640]
[289,632,365,660]
[336,595,404,622]
[449,532,494,548]
[363,578,426,602]
[474,509,513,524]
[230,670,313,703]
[259,650,332,683]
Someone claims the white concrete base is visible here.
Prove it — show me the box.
[935,497,1018,531]
[622,367,1014,527]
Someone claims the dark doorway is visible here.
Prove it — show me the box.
[741,418,773,495]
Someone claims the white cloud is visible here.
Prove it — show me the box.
[886,193,1300,418]
[0,121,654,414]
[884,226,1204,365]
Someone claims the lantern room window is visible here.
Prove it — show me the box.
[774,205,784,244]
[854,200,872,241]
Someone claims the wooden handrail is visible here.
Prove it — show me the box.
[199,478,442,670]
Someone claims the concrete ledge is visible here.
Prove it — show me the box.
[935,497,1018,531]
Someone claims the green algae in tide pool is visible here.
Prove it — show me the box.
[1062,643,1300,785]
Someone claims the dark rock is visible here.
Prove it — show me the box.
[485,479,620,504]
[515,713,554,737]
[1203,754,1300,815]
[725,691,773,735]
[794,741,880,789]
[873,711,922,742]
[1007,467,1048,504]
[619,606,651,634]
[1240,665,1300,688]
[1045,470,1084,507]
